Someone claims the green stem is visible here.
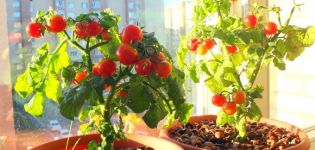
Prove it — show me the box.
[89,41,108,52]
[62,31,86,54]
[142,81,173,113]
[85,38,93,72]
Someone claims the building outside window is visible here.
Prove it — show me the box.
[67,2,74,9]
[81,2,88,9]
[12,1,20,8]
[13,12,20,18]
[57,10,65,16]
[91,1,101,9]
[128,2,135,9]
[55,0,64,7]
[67,12,75,18]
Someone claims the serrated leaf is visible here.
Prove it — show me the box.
[188,61,200,83]
[206,77,224,93]
[49,41,70,74]
[174,102,193,123]
[60,85,90,120]
[126,82,151,113]
[247,102,262,122]
[45,75,61,102]
[78,108,90,122]
[273,58,286,70]
[143,102,168,128]
[303,26,315,46]
[24,92,45,117]
[217,110,235,126]
[15,69,34,98]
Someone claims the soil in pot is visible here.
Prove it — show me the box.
[169,120,301,150]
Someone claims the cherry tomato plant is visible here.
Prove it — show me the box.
[178,0,315,138]
[14,9,193,149]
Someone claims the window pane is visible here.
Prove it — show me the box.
[1,0,194,149]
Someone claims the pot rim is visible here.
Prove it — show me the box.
[159,114,310,150]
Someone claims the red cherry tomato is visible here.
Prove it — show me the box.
[118,90,128,97]
[212,94,227,107]
[47,15,66,33]
[104,84,111,91]
[226,45,238,54]
[74,22,88,38]
[86,21,102,37]
[26,22,45,38]
[187,38,201,52]
[92,63,100,75]
[116,44,138,66]
[203,38,216,50]
[73,71,88,84]
[155,61,172,78]
[222,101,237,115]
[244,15,258,28]
[232,91,246,104]
[150,52,166,64]
[101,28,111,42]
[135,59,154,76]
[98,59,116,77]
[121,24,143,44]
[197,44,209,55]
[264,22,278,35]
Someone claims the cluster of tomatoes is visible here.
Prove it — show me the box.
[212,91,246,115]
[187,14,278,55]
[26,15,67,38]
[72,25,172,95]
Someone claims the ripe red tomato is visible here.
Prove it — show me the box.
[226,45,238,54]
[98,59,116,77]
[104,84,111,91]
[187,38,201,52]
[73,71,88,84]
[244,15,258,28]
[74,22,88,38]
[47,15,67,33]
[212,94,227,107]
[264,22,278,35]
[26,22,45,38]
[121,24,143,44]
[155,61,172,78]
[118,90,128,97]
[135,59,154,76]
[197,44,209,55]
[232,91,246,104]
[150,52,166,64]
[203,38,216,50]
[86,21,102,37]
[92,63,100,75]
[116,44,138,66]
[222,101,237,115]
[101,28,111,42]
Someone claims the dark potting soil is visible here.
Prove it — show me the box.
[169,120,301,150]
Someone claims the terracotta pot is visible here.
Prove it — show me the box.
[31,134,183,150]
[159,115,310,150]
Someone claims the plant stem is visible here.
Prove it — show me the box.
[85,38,93,72]
[89,41,108,52]
[62,31,86,53]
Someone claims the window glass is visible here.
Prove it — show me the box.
[68,2,75,9]
[13,1,20,8]
[56,0,64,7]
[1,0,192,149]
[81,2,88,9]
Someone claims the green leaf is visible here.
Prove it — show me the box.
[303,26,315,46]
[217,110,235,126]
[78,108,90,122]
[188,61,200,83]
[200,60,213,76]
[126,81,151,113]
[206,77,224,93]
[15,69,34,98]
[143,102,168,128]
[61,67,76,87]
[174,102,193,123]
[247,102,262,122]
[45,75,61,102]
[24,92,45,117]
[60,85,90,120]
[49,41,70,74]
[235,114,246,137]
[167,67,186,105]
[273,58,286,70]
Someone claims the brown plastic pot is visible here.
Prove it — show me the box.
[159,115,310,150]
[31,133,183,150]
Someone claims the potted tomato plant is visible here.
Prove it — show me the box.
[14,9,192,150]
[160,0,315,149]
